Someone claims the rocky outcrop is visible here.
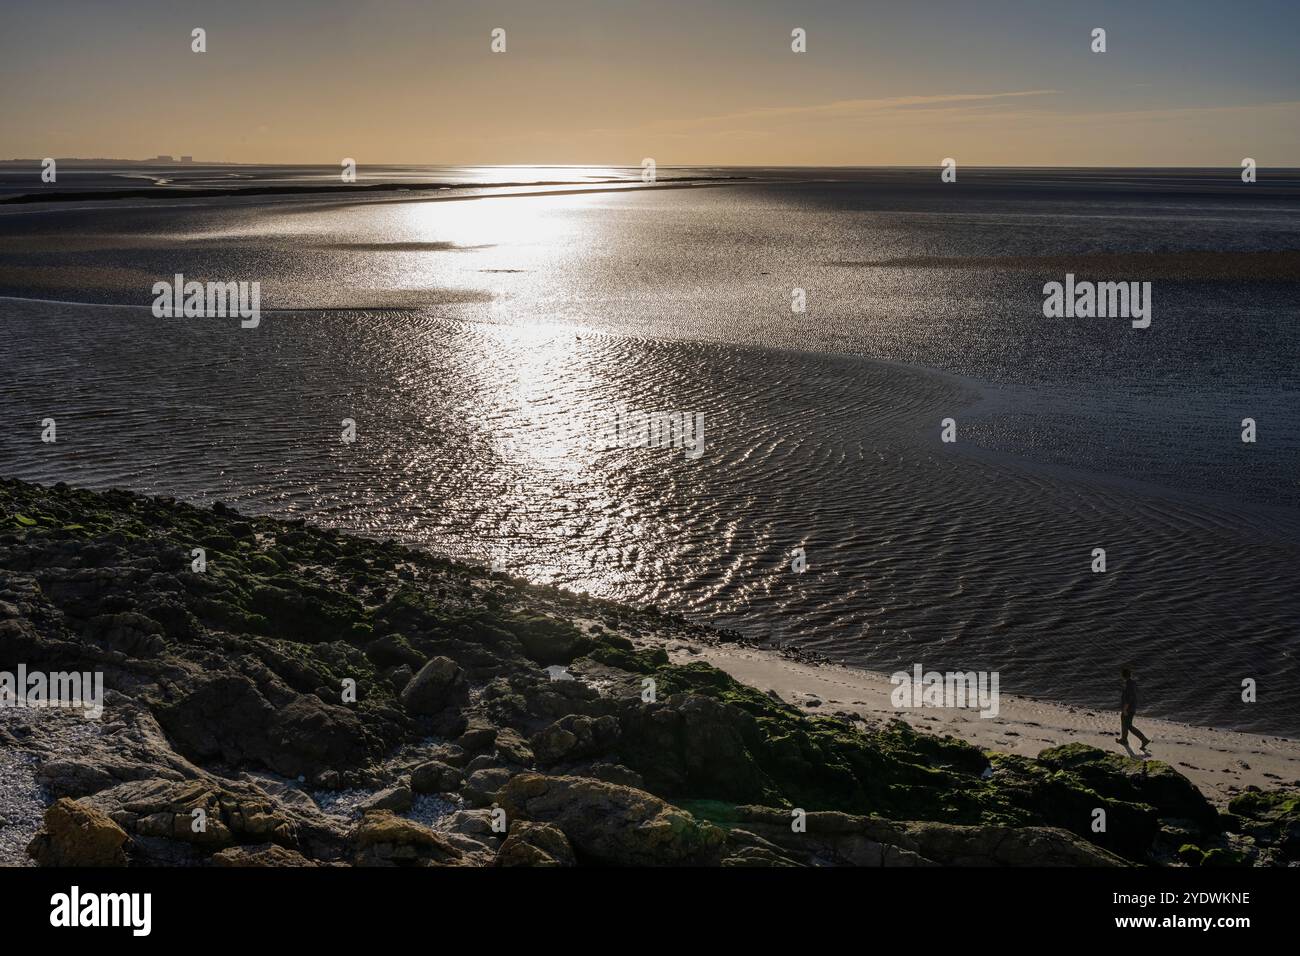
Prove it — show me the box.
[81,776,348,865]
[158,674,375,781]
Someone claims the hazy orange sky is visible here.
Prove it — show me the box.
[2,0,1297,166]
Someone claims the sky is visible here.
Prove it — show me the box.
[1,0,1297,166]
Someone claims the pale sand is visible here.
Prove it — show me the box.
[667,643,1300,806]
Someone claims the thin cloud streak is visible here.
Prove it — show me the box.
[586,89,1064,138]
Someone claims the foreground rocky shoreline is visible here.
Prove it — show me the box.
[1,477,1296,867]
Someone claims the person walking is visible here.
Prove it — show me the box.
[1116,667,1151,750]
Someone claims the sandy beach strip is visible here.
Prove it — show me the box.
[667,643,1300,806]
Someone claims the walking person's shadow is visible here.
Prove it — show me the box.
[1117,739,1152,760]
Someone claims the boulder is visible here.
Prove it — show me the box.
[465,754,501,773]
[719,828,804,866]
[510,615,592,665]
[36,759,124,798]
[442,809,499,841]
[732,805,1126,867]
[493,728,535,767]
[410,760,464,795]
[157,674,373,780]
[211,844,318,867]
[495,821,576,867]
[266,696,376,779]
[886,819,1128,867]
[248,582,368,644]
[1226,788,1300,860]
[498,773,725,865]
[28,798,129,867]
[616,694,771,800]
[400,657,470,735]
[364,632,425,669]
[351,810,463,866]
[532,714,621,766]
[457,720,498,754]
[463,768,514,808]
[1037,744,1220,833]
[356,786,414,814]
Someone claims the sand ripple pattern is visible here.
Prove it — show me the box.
[2,302,1297,735]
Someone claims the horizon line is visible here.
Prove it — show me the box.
[4,160,1298,171]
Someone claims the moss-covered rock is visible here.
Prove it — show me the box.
[1177,843,1204,866]
[1037,744,1220,832]
[1201,847,1248,867]
[1226,788,1300,859]
[498,773,725,865]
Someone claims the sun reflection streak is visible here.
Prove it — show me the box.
[399,192,573,250]
[455,322,633,595]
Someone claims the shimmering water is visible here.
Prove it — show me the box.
[2,168,1298,734]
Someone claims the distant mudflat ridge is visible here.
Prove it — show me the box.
[831,250,1300,279]
[0,176,748,205]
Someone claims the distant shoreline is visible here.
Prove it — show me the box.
[0,176,750,206]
